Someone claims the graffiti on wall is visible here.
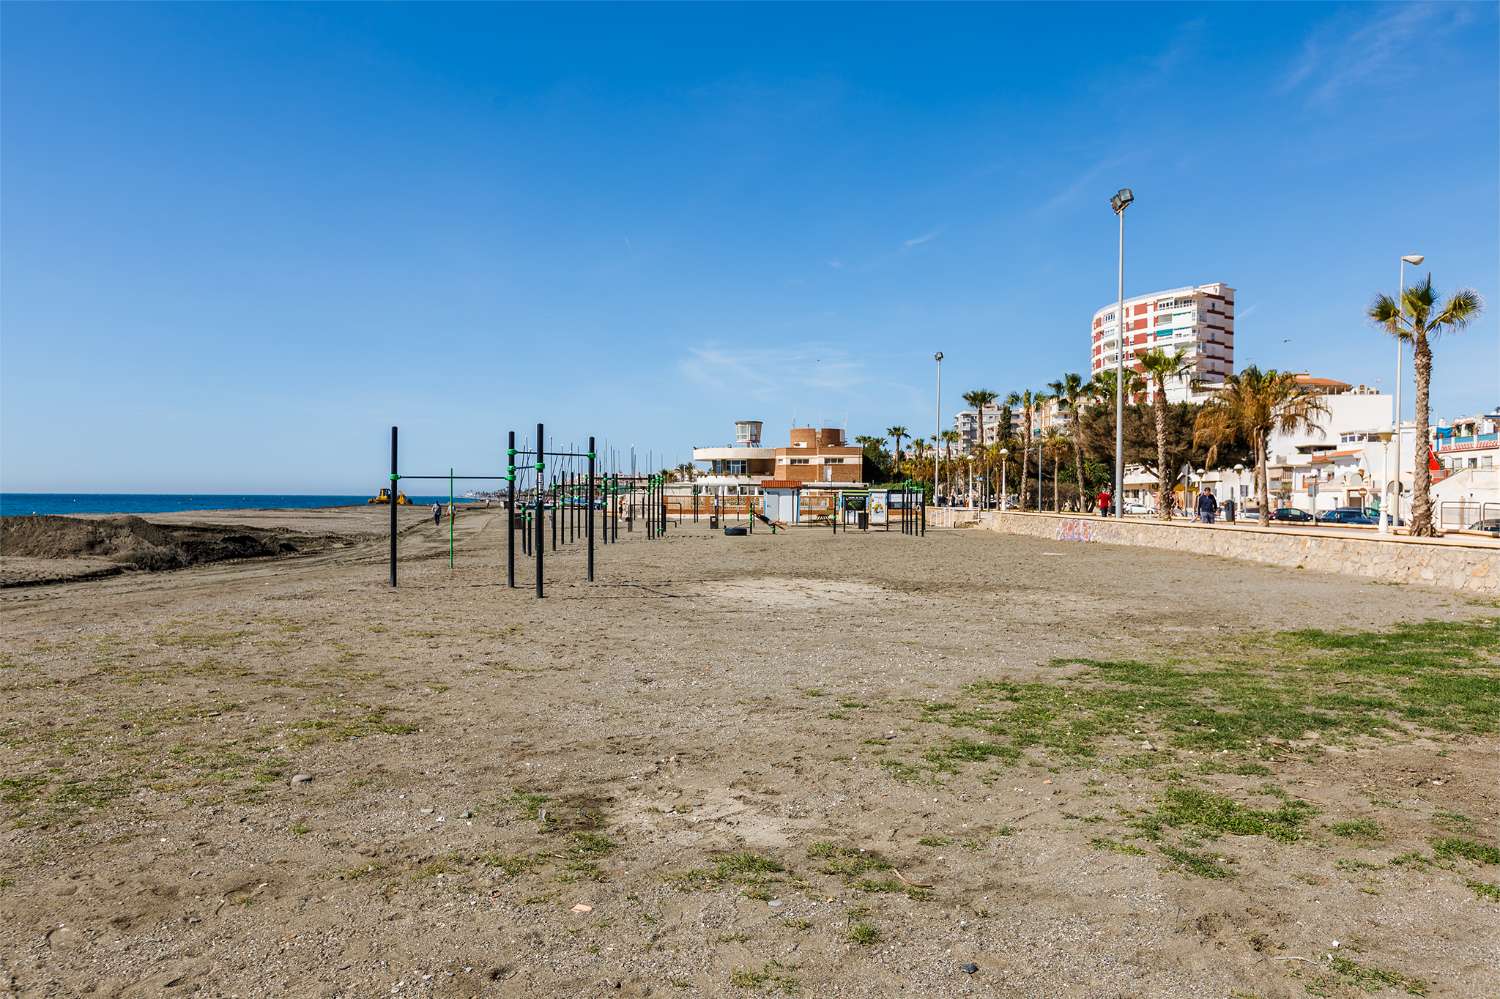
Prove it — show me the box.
[1056,518,1097,543]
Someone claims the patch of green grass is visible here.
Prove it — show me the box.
[668,851,786,894]
[1433,810,1474,831]
[847,921,880,946]
[1138,787,1316,844]
[1091,837,1148,857]
[289,704,417,747]
[1326,955,1429,996]
[1159,845,1231,879]
[916,836,951,847]
[510,790,550,821]
[900,619,1500,777]
[569,832,617,858]
[1466,880,1500,901]
[808,842,891,878]
[290,821,310,836]
[1431,836,1500,865]
[1330,819,1383,839]
[478,853,534,876]
[729,961,799,994]
[921,739,1021,772]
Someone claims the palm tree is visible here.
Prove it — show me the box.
[1137,347,1196,521]
[1041,427,1067,510]
[938,429,961,499]
[1090,369,1144,409]
[1370,274,1483,536]
[886,426,909,472]
[1048,372,1092,510]
[1006,390,1039,510]
[961,389,997,459]
[1194,366,1329,526]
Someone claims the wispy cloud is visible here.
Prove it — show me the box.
[904,230,941,249]
[1035,157,1124,217]
[678,343,868,400]
[1279,4,1472,107]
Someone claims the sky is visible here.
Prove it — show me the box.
[2,2,1497,492]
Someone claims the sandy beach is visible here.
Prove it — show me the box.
[2,507,1497,998]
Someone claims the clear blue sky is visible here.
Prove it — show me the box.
[3,2,1496,492]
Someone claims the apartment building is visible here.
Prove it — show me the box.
[1091,282,1234,402]
[692,421,864,487]
[1435,410,1499,473]
[953,404,1017,454]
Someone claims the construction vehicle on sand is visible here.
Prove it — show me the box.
[368,488,411,505]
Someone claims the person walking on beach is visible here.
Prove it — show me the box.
[1223,496,1237,523]
[1196,487,1218,525]
[432,502,441,527]
[1096,487,1112,518]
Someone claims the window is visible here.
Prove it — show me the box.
[788,458,810,465]
[822,457,847,464]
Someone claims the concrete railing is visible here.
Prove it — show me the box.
[929,508,1500,595]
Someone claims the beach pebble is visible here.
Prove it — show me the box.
[768,899,784,909]
[460,810,474,819]
[290,774,313,785]
[960,963,979,975]
[419,807,434,816]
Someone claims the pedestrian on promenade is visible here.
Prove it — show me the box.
[1196,487,1218,525]
[1097,487,1112,518]
[432,502,441,527]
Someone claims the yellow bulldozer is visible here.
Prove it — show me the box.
[368,488,411,506]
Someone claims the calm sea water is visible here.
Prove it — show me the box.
[0,494,469,517]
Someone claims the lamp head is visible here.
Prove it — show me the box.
[1401,254,1425,265]
[999,448,1009,457]
[934,351,943,362]
[1110,188,1134,214]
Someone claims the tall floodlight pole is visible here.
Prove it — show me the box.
[1391,253,1423,528]
[1110,188,1133,519]
[933,351,944,505]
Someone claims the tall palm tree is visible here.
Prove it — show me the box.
[1194,366,1329,526]
[1048,372,1092,510]
[1037,427,1061,510]
[1006,390,1038,510]
[1370,274,1483,536]
[961,389,997,460]
[885,425,909,473]
[1137,347,1196,521]
[939,429,961,497]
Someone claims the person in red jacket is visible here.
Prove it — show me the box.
[1096,487,1112,518]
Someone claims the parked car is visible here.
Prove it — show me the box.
[1271,507,1314,523]
[1320,508,1378,526]
[1468,518,1500,535]
[1122,501,1151,515]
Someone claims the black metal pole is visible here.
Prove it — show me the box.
[507,430,516,587]
[389,426,398,587]
[587,437,596,581]
[551,478,558,552]
[920,486,927,537]
[535,423,545,598]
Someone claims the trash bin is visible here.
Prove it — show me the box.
[709,514,719,529]
[857,511,869,531]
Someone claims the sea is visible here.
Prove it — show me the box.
[0,494,471,518]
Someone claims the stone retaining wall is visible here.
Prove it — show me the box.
[930,509,1500,595]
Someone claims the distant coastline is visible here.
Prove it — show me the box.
[0,493,471,518]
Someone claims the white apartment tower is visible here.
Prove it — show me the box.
[1090,282,1234,402]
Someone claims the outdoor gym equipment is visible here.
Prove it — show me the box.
[385,424,620,598]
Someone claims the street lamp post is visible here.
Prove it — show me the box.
[999,448,1009,511]
[1110,188,1134,519]
[1391,253,1423,529]
[933,352,943,506]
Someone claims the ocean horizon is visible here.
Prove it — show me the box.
[0,493,476,518]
